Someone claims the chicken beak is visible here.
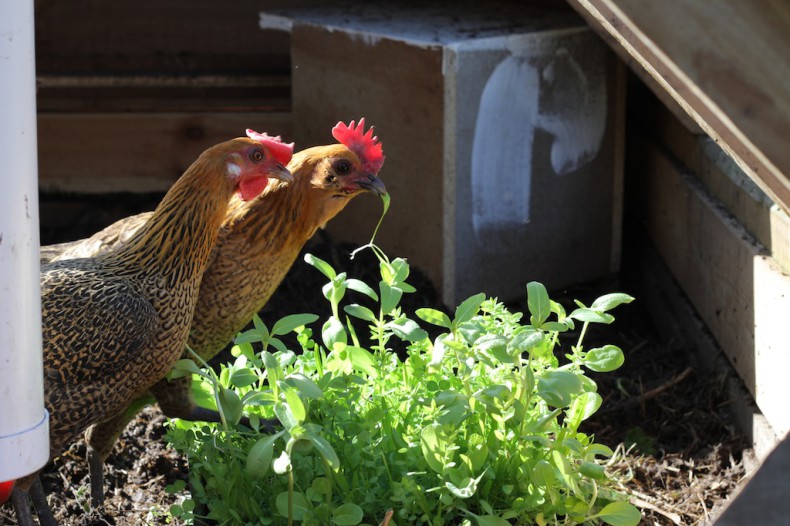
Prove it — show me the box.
[357,173,387,196]
[270,163,294,184]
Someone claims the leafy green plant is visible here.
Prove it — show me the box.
[166,242,639,525]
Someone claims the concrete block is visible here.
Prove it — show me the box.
[269,4,623,305]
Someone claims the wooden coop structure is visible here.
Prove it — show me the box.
[34,1,790,523]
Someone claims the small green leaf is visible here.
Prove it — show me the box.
[218,387,243,425]
[552,450,582,497]
[580,461,607,480]
[584,345,625,372]
[191,376,216,410]
[165,479,187,493]
[566,391,603,429]
[234,329,263,345]
[527,281,551,327]
[540,321,570,332]
[399,281,416,293]
[252,314,269,337]
[272,313,319,336]
[454,293,486,327]
[537,370,583,408]
[307,435,341,470]
[269,337,288,354]
[416,307,452,328]
[380,261,394,284]
[386,317,429,342]
[246,434,279,479]
[332,503,364,525]
[275,490,310,519]
[242,390,274,407]
[229,367,258,388]
[429,334,449,367]
[322,316,348,349]
[475,334,512,364]
[311,477,332,496]
[531,459,556,487]
[507,330,543,357]
[586,443,615,458]
[170,359,203,379]
[344,304,377,322]
[569,308,615,324]
[261,353,284,388]
[304,253,336,280]
[284,388,306,423]
[593,501,642,526]
[345,278,379,301]
[284,373,323,399]
[420,424,447,474]
[464,434,488,472]
[348,346,377,376]
[379,281,403,314]
[474,515,512,526]
[391,257,410,282]
[274,401,298,430]
[591,293,635,312]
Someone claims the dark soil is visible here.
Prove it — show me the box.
[1,196,749,525]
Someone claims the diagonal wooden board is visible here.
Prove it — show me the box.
[567,0,790,214]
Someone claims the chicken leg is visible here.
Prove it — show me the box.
[11,476,57,526]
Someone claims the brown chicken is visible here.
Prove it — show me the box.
[41,119,387,508]
[11,131,294,526]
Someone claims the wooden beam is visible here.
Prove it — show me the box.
[629,85,790,276]
[630,129,790,437]
[567,0,790,214]
[36,75,290,113]
[37,112,292,193]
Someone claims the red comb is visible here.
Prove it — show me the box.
[245,129,294,166]
[332,118,385,173]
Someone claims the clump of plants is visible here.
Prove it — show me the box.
[166,197,639,526]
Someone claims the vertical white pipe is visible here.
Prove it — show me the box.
[0,0,50,481]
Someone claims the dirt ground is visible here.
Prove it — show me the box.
[1,196,750,525]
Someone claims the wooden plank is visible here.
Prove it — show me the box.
[567,0,790,214]
[630,130,790,436]
[630,231,779,460]
[37,112,292,193]
[630,84,790,275]
[36,74,291,113]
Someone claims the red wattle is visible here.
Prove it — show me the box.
[238,176,269,202]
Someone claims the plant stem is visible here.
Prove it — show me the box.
[576,321,590,350]
[186,345,228,430]
[288,469,294,526]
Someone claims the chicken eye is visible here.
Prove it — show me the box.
[251,149,264,162]
[334,159,351,175]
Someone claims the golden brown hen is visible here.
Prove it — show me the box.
[11,131,294,526]
[41,119,387,508]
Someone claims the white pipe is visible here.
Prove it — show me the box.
[0,0,49,481]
